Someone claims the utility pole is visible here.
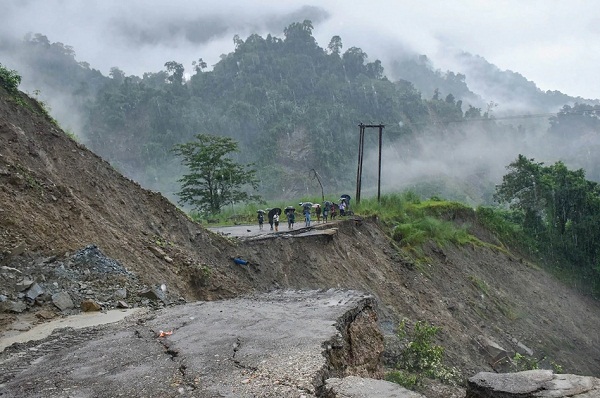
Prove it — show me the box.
[311,169,325,202]
[356,123,385,204]
[356,124,365,204]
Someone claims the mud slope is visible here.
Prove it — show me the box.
[0,87,252,301]
[1,86,600,382]
[235,219,600,377]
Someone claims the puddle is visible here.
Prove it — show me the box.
[0,308,142,351]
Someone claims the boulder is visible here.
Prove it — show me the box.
[467,370,600,397]
[52,291,75,311]
[25,282,44,300]
[477,335,510,370]
[138,287,168,304]
[15,278,34,292]
[324,376,425,397]
[1,300,27,313]
[80,299,102,312]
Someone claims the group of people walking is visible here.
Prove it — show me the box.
[257,195,351,231]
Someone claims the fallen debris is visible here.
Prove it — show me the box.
[158,330,173,338]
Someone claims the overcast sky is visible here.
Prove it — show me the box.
[3,0,600,99]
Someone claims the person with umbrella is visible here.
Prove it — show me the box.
[285,206,296,229]
[322,201,331,223]
[314,203,322,223]
[330,202,337,220]
[340,194,352,216]
[267,208,281,232]
[300,202,312,227]
[257,210,266,230]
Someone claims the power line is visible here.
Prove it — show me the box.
[365,109,600,129]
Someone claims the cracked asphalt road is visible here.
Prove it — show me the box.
[0,290,374,397]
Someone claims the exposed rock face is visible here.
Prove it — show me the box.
[467,370,600,397]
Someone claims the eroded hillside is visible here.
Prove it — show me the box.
[1,86,600,393]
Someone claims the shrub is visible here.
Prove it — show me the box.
[393,216,474,248]
[0,63,21,94]
[387,319,462,389]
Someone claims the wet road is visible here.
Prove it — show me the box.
[208,220,338,238]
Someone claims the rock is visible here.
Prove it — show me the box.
[325,376,426,397]
[80,299,102,312]
[15,278,34,291]
[511,338,534,356]
[466,370,600,397]
[138,287,168,304]
[116,300,129,308]
[0,294,7,302]
[477,335,510,370]
[25,283,44,300]
[35,310,56,320]
[2,300,27,313]
[52,291,75,311]
[113,288,127,299]
[147,246,167,258]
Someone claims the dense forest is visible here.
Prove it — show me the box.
[2,21,599,206]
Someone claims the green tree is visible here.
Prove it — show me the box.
[165,61,184,85]
[173,134,261,215]
[495,155,600,294]
[327,35,343,55]
[494,154,547,233]
[192,58,208,74]
[0,63,22,94]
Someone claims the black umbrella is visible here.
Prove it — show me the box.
[285,206,296,213]
[340,194,351,204]
[268,208,282,219]
[257,209,266,214]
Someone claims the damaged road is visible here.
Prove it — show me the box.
[0,289,386,397]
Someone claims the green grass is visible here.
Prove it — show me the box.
[190,192,484,254]
[351,193,481,251]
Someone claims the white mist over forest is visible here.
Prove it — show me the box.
[357,116,583,205]
[3,1,599,99]
[2,1,599,205]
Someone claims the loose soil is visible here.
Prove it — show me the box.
[1,87,600,397]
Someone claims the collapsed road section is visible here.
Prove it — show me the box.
[1,289,392,397]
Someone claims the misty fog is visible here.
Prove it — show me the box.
[2,1,599,205]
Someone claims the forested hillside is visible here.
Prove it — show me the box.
[2,21,600,204]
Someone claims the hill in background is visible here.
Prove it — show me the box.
[2,24,600,207]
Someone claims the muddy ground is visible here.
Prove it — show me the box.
[1,87,600,397]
